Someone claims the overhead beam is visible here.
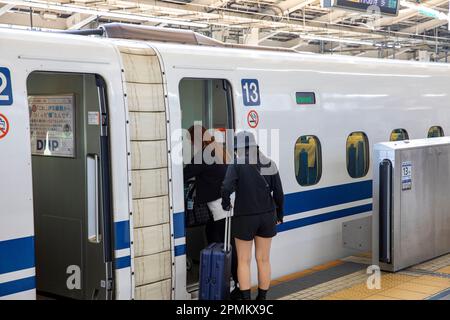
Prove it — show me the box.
[386,48,412,59]
[67,15,98,30]
[257,30,282,44]
[0,3,14,17]
[1,0,450,53]
[355,50,379,58]
[400,18,448,34]
[313,9,350,23]
[278,0,317,15]
[0,11,67,29]
[0,0,209,28]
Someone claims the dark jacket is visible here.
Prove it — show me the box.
[221,154,284,222]
[184,154,228,204]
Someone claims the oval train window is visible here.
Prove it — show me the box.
[294,135,322,186]
[428,126,444,138]
[346,132,369,178]
[390,129,409,141]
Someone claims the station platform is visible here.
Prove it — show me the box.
[268,253,450,300]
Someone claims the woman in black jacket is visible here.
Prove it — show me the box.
[221,131,284,300]
[184,125,240,298]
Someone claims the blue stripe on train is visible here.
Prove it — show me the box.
[0,276,36,297]
[0,220,131,297]
[277,203,373,233]
[0,236,35,275]
[0,183,371,264]
[175,244,186,257]
[173,203,371,257]
[284,180,372,216]
[173,212,185,239]
[115,255,131,269]
[172,180,373,240]
[115,220,131,250]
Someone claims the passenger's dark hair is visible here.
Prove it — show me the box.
[187,125,230,164]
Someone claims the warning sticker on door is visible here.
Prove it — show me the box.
[402,161,412,191]
[0,113,10,140]
[88,111,100,125]
[247,110,259,128]
[29,95,75,158]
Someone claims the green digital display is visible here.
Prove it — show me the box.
[296,92,316,105]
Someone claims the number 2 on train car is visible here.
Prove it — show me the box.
[0,67,13,106]
[241,79,260,106]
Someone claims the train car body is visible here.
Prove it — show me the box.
[1,26,450,299]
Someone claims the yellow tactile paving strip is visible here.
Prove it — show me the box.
[438,266,450,274]
[279,253,450,300]
[322,273,421,300]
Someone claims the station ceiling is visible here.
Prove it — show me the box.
[1,0,450,61]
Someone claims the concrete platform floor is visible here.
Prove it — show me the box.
[266,253,450,300]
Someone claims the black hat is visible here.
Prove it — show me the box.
[234,131,258,150]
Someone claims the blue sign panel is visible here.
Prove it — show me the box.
[241,79,260,106]
[0,67,13,106]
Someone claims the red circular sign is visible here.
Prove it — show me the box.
[0,113,10,140]
[247,110,259,128]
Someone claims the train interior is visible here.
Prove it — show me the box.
[27,71,113,300]
[179,78,234,293]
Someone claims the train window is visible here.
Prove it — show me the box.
[390,129,409,141]
[294,135,322,186]
[346,132,369,178]
[179,78,233,131]
[428,126,444,138]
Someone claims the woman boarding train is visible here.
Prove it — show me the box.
[184,127,284,300]
[221,131,284,300]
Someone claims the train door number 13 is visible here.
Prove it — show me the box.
[0,67,13,106]
[241,79,260,107]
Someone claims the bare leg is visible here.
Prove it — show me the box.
[234,238,253,290]
[254,236,272,290]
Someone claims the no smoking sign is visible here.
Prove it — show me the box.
[0,113,10,140]
[247,110,259,128]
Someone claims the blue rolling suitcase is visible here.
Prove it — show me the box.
[199,210,232,300]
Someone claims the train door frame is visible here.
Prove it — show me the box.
[178,77,235,296]
[26,71,114,300]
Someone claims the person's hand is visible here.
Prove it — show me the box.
[222,200,232,211]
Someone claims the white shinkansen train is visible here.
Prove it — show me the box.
[0,23,449,300]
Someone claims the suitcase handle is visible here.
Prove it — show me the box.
[223,209,232,252]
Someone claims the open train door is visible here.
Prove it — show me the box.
[27,72,113,300]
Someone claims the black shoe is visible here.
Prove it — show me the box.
[240,289,251,300]
[255,288,268,300]
[230,287,242,300]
